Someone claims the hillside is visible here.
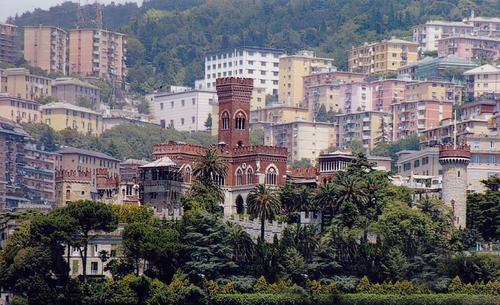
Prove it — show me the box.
[10,0,500,94]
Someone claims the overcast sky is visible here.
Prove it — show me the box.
[1,0,143,22]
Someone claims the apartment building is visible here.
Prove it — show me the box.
[52,77,101,107]
[392,99,454,141]
[24,26,68,75]
[69,29,127,81]
[303,70,365,119]
[437,36,500,61]
[151,89,217,132]
[464,16,500,37]
[334,111,389,151]
[203,47,284,95]
[279,51,335,106]
[41,102,104,135]
[23,143,58,206]
[264,121,335,164]
[0,68,52,100]
[0,94,41,124]
[405,81,463,104]
[0,23,18,65]
[463,64,500,98]
[0,117,29,210]
[338,82,373,113]
[250,104,309,124]
[412,20,473,51]
[348,38,418,74]
[370,79,409,112]
[398,55,478,81]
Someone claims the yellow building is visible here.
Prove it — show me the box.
[278,50,334,107]
[463,64,500,98]
[24,26,68,75]
[41,102,104,135]
[0,94,41,124]
[348,38,418,74]
[250,104,309,124]
[405,81,463,104]
[0,68,52,101]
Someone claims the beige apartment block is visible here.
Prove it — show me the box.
[250,104,309,124]
[279,50,334,107]
[463,64,500,98]
[0,94,41,124]
[41,102,104,135]
[405,81,463,104]
[0,68,52,101]
[334,111,390,152]
[0,23,18,64]
[52,77,101,107]
[264,121,336,164]
[69,29,127,81]
[24,26,68,75]
[348,38,418,74]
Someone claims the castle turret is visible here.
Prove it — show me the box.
[439,144,471,228]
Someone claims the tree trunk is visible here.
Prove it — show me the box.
[82,233,88,282]
[260,213,265,241]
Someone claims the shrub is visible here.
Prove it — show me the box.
[316,294,500,305]
[254,276,269,293]
[357,276,371,293]
[332,276,359,293]
[228,276,257,293]
[211,293,307,305]
[448,276,463,293]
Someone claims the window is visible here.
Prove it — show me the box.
[248,60,254,65]
[260,70,266,76]
[91,262,98,274]
[247,168,254,184]
[221,111,230,130]
[185,166,191,183]
[236,168,244,185]
[181,100,185,107]
[266,167,277,185]
[488,155,496,164]
[160,103,164,110]
[235,112,246,129]
[414,160,420,168]
[261,61,266,66]
[192,98,196,105]
[192,116,195,123]
[171,101,174,108]
[181,118,185,125]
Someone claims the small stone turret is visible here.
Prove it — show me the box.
[439,144,470,228]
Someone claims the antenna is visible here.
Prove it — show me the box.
[95,0,103,29]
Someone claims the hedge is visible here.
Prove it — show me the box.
[212,293,500,305]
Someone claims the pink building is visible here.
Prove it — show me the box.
[392,99,453,141]
[370,79,409,113]
[437,36,500,61]
[339,82,373,113]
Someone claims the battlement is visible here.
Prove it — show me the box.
[225,145,288,157]
[152,143,207,158]
[55,169,91,182]
[216,77,254,86]
[216,77,253,102]
[439,144,471,159]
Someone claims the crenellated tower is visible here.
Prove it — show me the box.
[439,143,471,228]
[216,77,253,147]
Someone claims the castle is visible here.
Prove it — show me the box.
[151,77,288,216]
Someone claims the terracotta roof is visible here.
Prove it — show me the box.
[57,146,119,161]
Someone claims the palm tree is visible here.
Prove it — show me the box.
[247,184,281,241]
[193,147,227,185]
[314,182,338,230]
[333,171,368,209]
[227,222,255,263]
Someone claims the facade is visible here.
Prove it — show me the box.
[68,29,127,81]
[404,81,463,103]
[338,82,373,113]
[153,77,288,216]
[23,143,58,206]
[278,51,335,106]
[437,36,500,61]
[303,70,365,119]
[412,20,473,51]
[23,26,68,75]
[463,64,500,98]
[0,118,29,210]
[0,23,17,65]
[203,47,284,95]
[0,94,41,124]
[391,99,453,141]
[55,147,120,199]
[119,159,146,205]
[464,16,500,37]
[370,79,408,112]
[150,89,217,131]
[54,169,92,207]
[41,102,104,135]
[0,68,52,100]
[348,38,418,74]
[399,55,478,82]
[263,121,335,165]
[250,104,309,124]
[52,78,101,107]
[334,111,389,151]
[139,157,184,217]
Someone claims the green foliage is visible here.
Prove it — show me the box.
[467,178,500,241]
[250,129,265,146]
[112,205,154,224]
[212,293,307,305]
[247,185,281,240]
[317,293,500,305]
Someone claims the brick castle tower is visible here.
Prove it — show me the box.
[216,77,253,147]
[439,143,471,228]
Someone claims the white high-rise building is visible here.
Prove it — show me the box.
[412,20,473,52]
[203,47,284,96]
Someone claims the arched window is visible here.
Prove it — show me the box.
[214,174,225,186]
[221,111,230,130]
[247,168,254,184]
[66,189,71,200]
[235,112,246,129]
[236,195,244,214]
[236,168,244,185]
[266,167,277,185]
[185,166,192,183]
